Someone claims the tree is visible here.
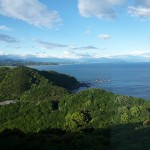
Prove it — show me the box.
[65,112,89,131]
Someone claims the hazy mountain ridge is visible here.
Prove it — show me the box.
[0,58,59,66]
[1,54,150,64]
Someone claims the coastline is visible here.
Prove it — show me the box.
[71,82,91,93]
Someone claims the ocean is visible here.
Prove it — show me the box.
[32,63,150,100]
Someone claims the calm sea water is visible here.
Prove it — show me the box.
[32,63,150,100]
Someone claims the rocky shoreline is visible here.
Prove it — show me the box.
[71,82,91,93]
[79,82,91,88]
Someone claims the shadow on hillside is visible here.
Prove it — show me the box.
[0,128,110,150]
[39,71,81,90]
[111,122,150,150]
[0,123,150,150]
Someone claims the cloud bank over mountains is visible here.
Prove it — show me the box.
[78,0,150,19]
[1,52,150,64]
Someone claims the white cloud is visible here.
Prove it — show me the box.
[134,0,150,7]
[0,25,12,30]
[1,48,150,61]
[63,50,98,59]
[0,50,5,55]
[99,34,111,40]
[0,33,18,43]
[36,40,67,49]
[63,51,80,59]
[128,0,150,18]
[128,6,150,18]
[0,0,61,28]
[84,29,91,35]
[106,50,150,58]
[72,46,99,50]
[36,39,100,51]
[78,0,125,19]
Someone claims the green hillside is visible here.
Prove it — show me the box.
[0,67,10,83]
[0,66,79,101]
[40,70,80,90]
[0,66,150,150]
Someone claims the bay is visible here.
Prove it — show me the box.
[32,63,150,100]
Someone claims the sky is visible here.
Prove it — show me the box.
[0,0,150,61]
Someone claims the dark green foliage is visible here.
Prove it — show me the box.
[0,101,66,132]
[65,111,90,131]
[0,128,110,150]
[40,70,80,90]
[143,119,150,125]
[0,67,10,83]
[0,66,150,149]
[0,66,45,100]
[111,123,150,150]
[20,81,69,102]
[0,88,150,149]
[0,66,78,101]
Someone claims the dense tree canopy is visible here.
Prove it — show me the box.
[0,66,79,101]
[0,66,150,150]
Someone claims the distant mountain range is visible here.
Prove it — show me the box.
[0,54,150,65]
[0,58,58,66]
[0,55,77,65]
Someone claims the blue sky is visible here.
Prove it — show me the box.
[0,0,150,61]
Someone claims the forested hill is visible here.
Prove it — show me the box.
[0,66,80,101]
[0,66,150,150]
